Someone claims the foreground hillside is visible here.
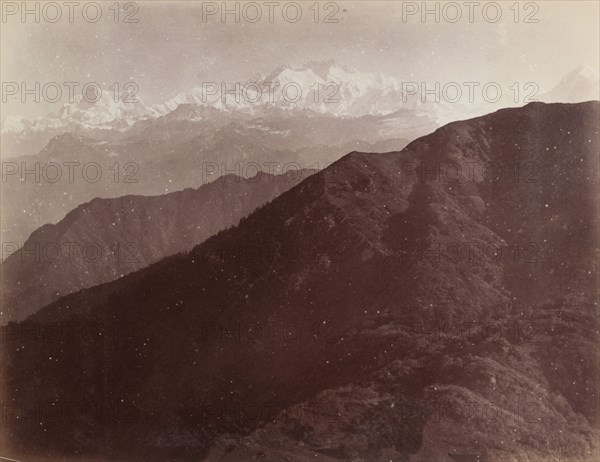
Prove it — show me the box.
[1,102,598,461]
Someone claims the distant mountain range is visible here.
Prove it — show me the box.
[1,60,430,139]
[4,61,598,159]
[2,102,597,461]
[1,108,411,246]
[1,170,314,323]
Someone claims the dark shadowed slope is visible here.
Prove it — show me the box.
[1,170,314,323]
[1,102,598,461]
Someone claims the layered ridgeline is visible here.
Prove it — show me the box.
[2,60,432,246]
[1,102,598,461]
[1,111,411,247]
[4,61,597,248]
[1,170,313,323]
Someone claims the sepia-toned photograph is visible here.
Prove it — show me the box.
[1,1,599,460]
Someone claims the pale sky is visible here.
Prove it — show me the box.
[1,0,599,118]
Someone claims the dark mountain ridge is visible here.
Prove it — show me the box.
[1,102,598,461]
[1,170,314,323]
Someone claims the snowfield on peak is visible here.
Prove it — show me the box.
[153,60,420,118]
[1,88,155,135]
[57,90,154,128]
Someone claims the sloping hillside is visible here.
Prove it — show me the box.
[1,102,598,461]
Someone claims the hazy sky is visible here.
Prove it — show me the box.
[1,0,599,118]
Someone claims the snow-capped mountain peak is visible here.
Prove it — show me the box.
[542,64,600,103]
[2,87,154,136]
[57,89,152,128]
[155,61,412,117]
